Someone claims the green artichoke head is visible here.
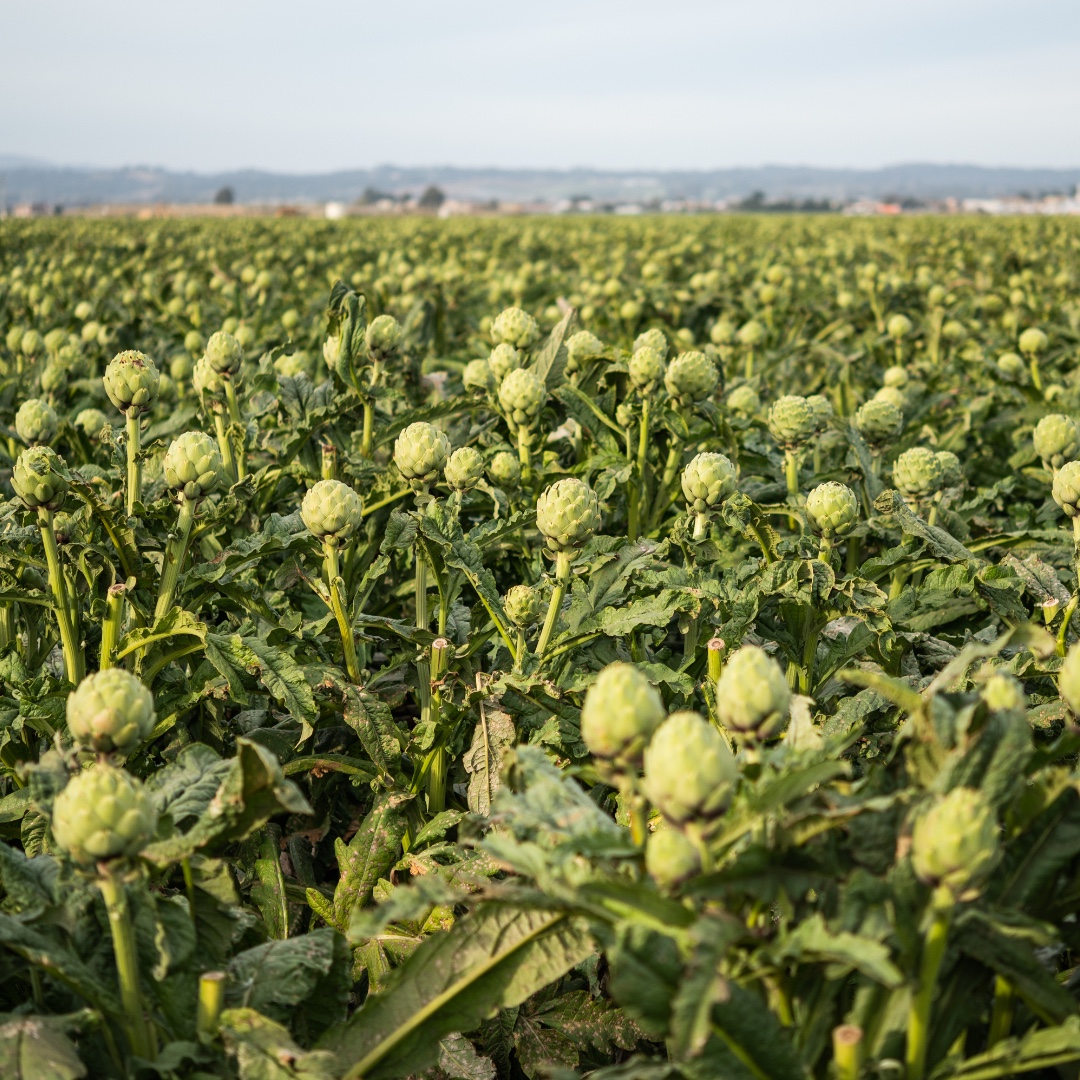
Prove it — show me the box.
[911,787,999,898]
[52,764,158,865]
[716,645,790,741]
[996,352,1027,384]
[444,446,485,492]
[536,478,601,552]
[642,711,738,823]
[645,827,701,889]
[566,330,604,372]
[301,479,363,541]
[504,584,543,629]
[488,343,524,383]
[710,318,736,346]
[463,358,496,393]
[67,669,156,754]
[1052,461,1080,517]
[491,306,540,350]
[15,398,58,445]
[1018,327,1048,357]
[1033,414,1080,471]
[103,350,160,414]
[767,395,817,449]
[628,345,666,394]
[394,422,451,486]
[633,327,669,357]
[883,365,909,389]
[20,329,43,358]
[806,394,834,433]
[893,447,945,501]
[12,446,67,511]
[204,330,243,377]
[74,408,108,438]
[366,314,404,364]
[498,368,546,431]
[936,451,963,488]
[981,672,1026,714]
[886,313,913,340]
[681,452,737,512]
[854,399,903,449]
[726,384,760,416]
[163,431,223,501]
[1059,640,1080,716]
[487,451,521,490]
[736,319,765,347]
[805,482,859,539]
[664,351,718,406]
[580,662,665,765]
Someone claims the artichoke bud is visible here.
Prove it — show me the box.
[886,313,913,340]
[726,384,760,416]
[910,787,999,898]
[1058,641,1080,716]
[767,395,817,449]
[1052,461,1080,517]
[463,358,496,393]
[681,452,736,512]
[996,352,1026,384]
[163,431,223,501]
[1018,327,1048,356]
[301,479,363,541]
[581,662,665,765]
[504,584,543,628]
[715,645,791,741]
[51,764,158,865]
[491,306,540,350]
[854,399,903,449]
[1033,414,1080,471]
[192,354,226,398]
[643,711,737,823]
[67,669,156,754]
[204,330,243,378]
[444,446,485,492]
[487,450,521,490]
[936,451,963,488]
[736,319,765,347]
[15,398,58,445]
[645,827,701,889]
[565,330,604,373]
[394,422,451,486]
[12,445,67,511]
[981,672,1026,714]
[806,394,834,433]
[103,350,160,415]
[488,343,523,383]
[325,288,367,380]
[805,482,859,539]
[664,351,719,406]
[629,345,665,393]
[633,327,668,357]
[498,368,546,432]
[893,447,945,502]
[536,478,601,552]
[883,365,909,389]
[366,314,404,364]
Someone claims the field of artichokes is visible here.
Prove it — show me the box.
[2,214,1080,1079]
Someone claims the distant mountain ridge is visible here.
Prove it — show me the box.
[2,161,1079,206]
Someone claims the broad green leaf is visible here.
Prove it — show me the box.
[220,1008,339,1080]
[0,1010,95,1080]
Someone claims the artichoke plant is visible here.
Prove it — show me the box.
[15,398,57,445]
[491,306,540,349]
[1033,413,1080,472]
[681,451,736,539]
[103,350,160,515]
[715,644,791,743]
[67,668,156,755]
[394,422,451,487]
[580,662,665,767]
[664,350,718,407]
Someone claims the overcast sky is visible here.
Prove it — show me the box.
[3,0,1079,173]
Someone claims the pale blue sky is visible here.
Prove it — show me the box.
[3,0,1079,171]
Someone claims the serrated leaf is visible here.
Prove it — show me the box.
[0,1011,94,1080]
[220,1008,339,1080]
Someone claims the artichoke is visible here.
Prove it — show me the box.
[67,669,156,754]
[981,673,1026,714]
[566,330,604,372]
[204,330,243,377]
[936,450,963,488]
[52,764,158,865]
[488,343,523,383]
[487,450,521,490]
[491,306,540,350]
[536,478,602,552]
[366,314,404,363]
[628,346,665,394]
[633,327,668,357]
[715,645,790,741]
[642,711,737,823]
[505,584,543,628]
[996,352,1027,384]
[710,318,736,346]
[444,446,485,491]
[664,351,718,406]
[1018,327,1048,356]
[463,358,496,393]
[12,446,67,511]
[805,482,859,538]
[192,354,225,396]
[681,452,737,512]
[394,422,451,485]
[15,398,58,445]
[726,384,760,415]
[20,329,43,357]
[580,662,665,764]
[736,319,765,346]
[854,399,903,449]
[301,479,363,541]
[806,394,834,432]
[1052,461,1080,517]
[103,350,160,414]
[883,365,909,389]
[498,368,546,430]
[767,395,817,449]
[1059,641,1080,715]
[911,787,999,896]
[886,313,912,340]
[163,431,223,500]
[873,386,907,413]
[1033,414,1080,471]
[893,447,944,501]
[645,827,701,889]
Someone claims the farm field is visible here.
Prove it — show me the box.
[2,213,1080,1078]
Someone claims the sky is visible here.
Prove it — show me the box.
[2,0,1079,173]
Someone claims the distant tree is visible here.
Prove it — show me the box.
[419,185,445,210]
[214,186,235,205]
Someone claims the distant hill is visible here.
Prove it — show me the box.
[2,161,1079,207]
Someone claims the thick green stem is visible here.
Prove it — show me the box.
[125,409,141,518]
[1030,357,1043,393]
[800,618,821,695]
[196,971,226,1042]
[38,509,84,684]
[516,427,533,485]
[986,975,1014,1048]
[744,347,754,380]
[100,582,128,671]
[628,398,650,541]
[325,542,361,684]
[833,1025,864,1080]
[415,544,431,733]
[213,411,236,483]
[321,441,338,481]
[536,551,572,659]
[426,638,450,814]
[784,448,800,531]
[99,867,154,1061]
[906,903,951,1080]
[1072,516,1080,591]
[224,380,246,481]
[0,602,14,651]
[154,498,197,620]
